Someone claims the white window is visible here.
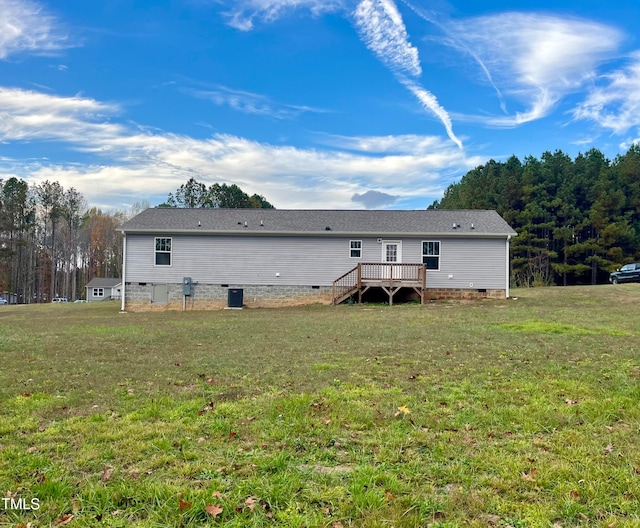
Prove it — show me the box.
[422,241,440,270]
[350,240,362,258]
[155,237,172,266]
[92,288,104,297]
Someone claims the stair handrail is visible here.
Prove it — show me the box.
[332,264,360,304]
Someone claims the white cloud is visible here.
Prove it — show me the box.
[0,87,480,209]
[447,12,623,127]
[222,0,348,30]
[0,87,121,143]
[0,0,70,59]
[353,0,421,77]
[185,85,327,120]
[572,52,640,136]
[320,133,444,154]
[402,80,462,149]
[353,0,462,148]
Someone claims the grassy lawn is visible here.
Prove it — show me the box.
[1,286,639,527]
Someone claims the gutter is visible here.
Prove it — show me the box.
[118,228,517,238]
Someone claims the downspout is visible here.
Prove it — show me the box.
[120,232,127,312]
[506,235,511,299]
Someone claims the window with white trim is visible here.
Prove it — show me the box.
[349,240,362,258]
[155,237,172,266]
[422,241,440,270]
[92,288,104,297]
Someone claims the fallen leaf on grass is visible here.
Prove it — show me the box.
[212,491,223,499]
[565,398,578,406]
[198,402,215,416]
[205,504,223,518]
[521,468,537,481]
[384,489,395,500]
[52,514,74,526]
[102,467,113,482]
[178,499,192,511]
[604,444,614,454]
[228,431,237,440]
[570,490,579,499]
[394,406,410,417]
[31,470,45,483]
[244,497,257,512]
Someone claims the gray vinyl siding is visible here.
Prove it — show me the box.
[125,234,508,289]
[87,288,104,302]
[431,238,507,289]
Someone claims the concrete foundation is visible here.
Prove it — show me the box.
[124,282,507,311]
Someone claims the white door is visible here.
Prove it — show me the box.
[382,241,402,278]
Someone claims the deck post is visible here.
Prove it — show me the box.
[357,263,362,304]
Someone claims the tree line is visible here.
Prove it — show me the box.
[429,145,640,286]
[0,177,274,303]
[0,178,139,303]
[161,178,274,209]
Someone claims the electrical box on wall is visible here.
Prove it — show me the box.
[183,277,192,296]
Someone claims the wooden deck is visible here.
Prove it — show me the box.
[332,263,427,305]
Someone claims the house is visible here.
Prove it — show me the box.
[118,208,517,311]
[85,278,122,302]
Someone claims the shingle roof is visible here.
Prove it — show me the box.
[86,278,122,288]
[119,208,516,237]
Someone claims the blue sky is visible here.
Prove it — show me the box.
[1,0,639,210]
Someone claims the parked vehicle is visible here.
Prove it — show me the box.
[51,297,69,303]
[0,298,7,305]
[609,263,640,284]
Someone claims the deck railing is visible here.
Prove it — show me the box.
[332,263,426,304]
[359,262,425,283]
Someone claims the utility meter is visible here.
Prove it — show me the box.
[183,277,192,296]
